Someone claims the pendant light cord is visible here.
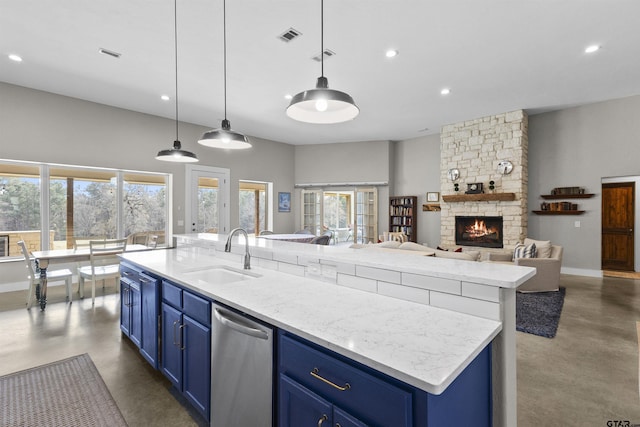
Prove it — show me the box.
[320,0,324,78]
[174,0,179,141]
[223,0,227,120]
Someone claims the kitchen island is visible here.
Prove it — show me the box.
[120,233,535,426]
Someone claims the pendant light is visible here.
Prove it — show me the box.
[286,0,359,124]
[157,0,199,163]
[198,0,251,149]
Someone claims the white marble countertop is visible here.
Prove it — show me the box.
[121,244,505,395]
[180,233,535,289]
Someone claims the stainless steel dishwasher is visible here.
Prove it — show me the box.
[210,303,274,427]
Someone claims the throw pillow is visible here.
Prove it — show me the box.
[436,246,448,251]
[514,242,537,259]
[524,238,551,258]
[454,247,463,253]
[399,242,434,252]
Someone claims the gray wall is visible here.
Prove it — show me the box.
[392,135,442,247]
[0,82,296,235]
[528,95,640,273]
[294,140,392,233]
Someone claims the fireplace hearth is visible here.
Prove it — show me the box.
[455,216,503,248]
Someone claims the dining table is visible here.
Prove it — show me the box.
[257,233,316,243]
[31,244,149,311]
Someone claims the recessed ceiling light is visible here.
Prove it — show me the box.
[385,49,398,58]
[161,95,170,101]
[440,88,451,95]
[585,45,600,54]
[8,54,22,62]
[284,94,293,100]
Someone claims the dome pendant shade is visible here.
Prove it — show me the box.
[286,77,359,124]
[156,140,199,162]
[198,119,251,149]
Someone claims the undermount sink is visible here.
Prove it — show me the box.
[181,265,261,284]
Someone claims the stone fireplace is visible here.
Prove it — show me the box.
[455,216,503,248]
[440,110,528,249]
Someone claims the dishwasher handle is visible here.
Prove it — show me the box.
[214,308,270,340]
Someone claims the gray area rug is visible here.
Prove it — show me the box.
[0,353,128,426]
[516,287,566,338]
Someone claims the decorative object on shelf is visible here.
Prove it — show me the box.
[497,160,513,175]
[156,0,198,163]
[488,180,495,191]
[426,192,439,202]
[447,168,460,181]
[453,183,459,192]
[465,183,483,194]
[535,187,593,214]
[423,204,441,212]
[198,0,251,149]
[286,0,359,124]
[550,186,585,196]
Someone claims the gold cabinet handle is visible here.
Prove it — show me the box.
[310,368,351,391]
[317,414,328,426]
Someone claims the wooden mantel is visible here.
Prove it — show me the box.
[442,193,517,202]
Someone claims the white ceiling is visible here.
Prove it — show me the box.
[2,0,640,145]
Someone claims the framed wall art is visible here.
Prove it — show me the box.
[278,192,291,212]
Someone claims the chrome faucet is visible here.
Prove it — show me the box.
[225,228,251,270]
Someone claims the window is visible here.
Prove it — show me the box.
[0,159,170,258]
[49,167,117,249]
[0,162,42,255]
[239,181,268,234]
[323,192,351,229]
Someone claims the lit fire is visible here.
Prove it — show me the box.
[464,219,495,238]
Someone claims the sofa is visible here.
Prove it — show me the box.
[487,238,563,292]
[350,241,482,261]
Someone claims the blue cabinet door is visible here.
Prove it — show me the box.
[334,407,368,427]
[279,375,332,427]
[183,314,211,421]
[161,302,183,389]
[140,273,160,368]
[129,282,142,348]
[119,280,131,336]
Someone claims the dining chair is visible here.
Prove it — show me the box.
[309,235,331,245]
[78,238,127,305]
[259,230,274,235]
[18,240,73,309]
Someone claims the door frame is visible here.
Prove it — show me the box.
[602,176,640,272]
[185,165,230,234]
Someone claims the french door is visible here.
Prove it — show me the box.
[186,166,230,234]
[300,187,377,243]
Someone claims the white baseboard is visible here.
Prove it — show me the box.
[561,267,603,278]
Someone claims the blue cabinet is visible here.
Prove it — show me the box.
[160,280,211,422]
[120,266,141,348]
[278,331,492,427]
[139,272,160,368]
[120,263,159,367]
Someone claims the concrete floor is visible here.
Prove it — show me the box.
[0,274,639,426]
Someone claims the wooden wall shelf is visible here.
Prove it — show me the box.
[532,210,585,215]
[540,194,594,200]
[442,193,516,203]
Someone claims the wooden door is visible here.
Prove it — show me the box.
[602,182,635,271]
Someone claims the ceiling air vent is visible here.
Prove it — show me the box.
[98,48,121,58]
[312,49,335,62]
[278,28,302,42]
